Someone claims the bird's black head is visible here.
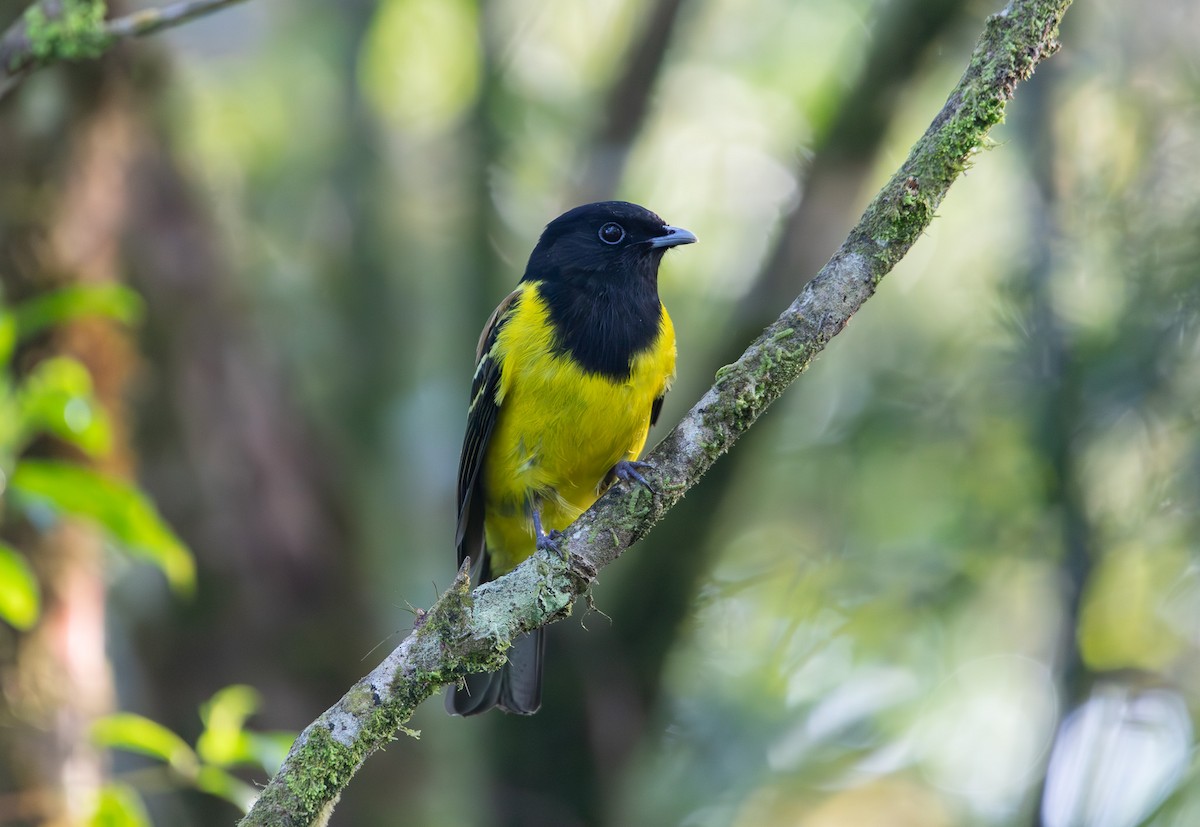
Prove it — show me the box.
[522,201,696,291]
[521,201,696,379]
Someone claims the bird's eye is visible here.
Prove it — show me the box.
[598,222,626,245]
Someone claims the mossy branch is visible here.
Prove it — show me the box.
[239,0,1073,824]
[0,0,250,99]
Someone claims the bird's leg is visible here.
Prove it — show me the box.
[612,459,656,494]
[531,508,564,555]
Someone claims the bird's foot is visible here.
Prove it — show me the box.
[532,510,566,558]
[536,529,566,557]
[612,459,656,494]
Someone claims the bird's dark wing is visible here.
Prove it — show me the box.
[456,289,521,573]
[650,393,666,429]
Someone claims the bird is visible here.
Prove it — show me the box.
[448,201,696,715]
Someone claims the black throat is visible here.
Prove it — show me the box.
[534,276,663,381]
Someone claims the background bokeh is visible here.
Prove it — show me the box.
[2,0,1200,825]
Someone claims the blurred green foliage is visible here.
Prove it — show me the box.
[0,540,39,629]
[0,286,193,622]
[88,783,152,827]
[358,0,481,134]
[0,284,275,820]
[21,0,110,63]
[10,461,194,594]
[12,284,143,340]
[91,685,290,817]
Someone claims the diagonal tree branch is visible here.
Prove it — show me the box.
[0,0,250,99]
[239,0,1074,824]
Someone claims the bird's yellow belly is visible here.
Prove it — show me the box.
[482,292,675,575]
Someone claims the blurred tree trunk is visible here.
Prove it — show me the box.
[0,59,138,826]
[1,13,378,826]
[1009,49,1094,827]
[123,130,374,827]
[117,24,381,827]
[571,0,686,205]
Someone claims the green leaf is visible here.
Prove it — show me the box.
[197,685,262,767]
[89,783,151,827]
[92,713,199,776]
[16,357,112,457]
[12,285,143,341]
[0,542,40,630]
[195,765,259,813]
[0,309,15,367]
[9,460,195,594]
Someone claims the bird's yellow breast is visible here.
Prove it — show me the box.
[482,282,675,575]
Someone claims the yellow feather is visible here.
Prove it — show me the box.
[482,281,676,575]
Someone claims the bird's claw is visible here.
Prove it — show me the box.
[531,510,565,558]
[613,460,656,494]
[536,529,566,558]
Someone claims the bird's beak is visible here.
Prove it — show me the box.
[648,225,698,249]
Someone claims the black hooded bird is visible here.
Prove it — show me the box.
[449,201,697,715]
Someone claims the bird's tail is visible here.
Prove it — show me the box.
[446,628,544,716]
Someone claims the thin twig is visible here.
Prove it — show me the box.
[238,1,1075,824]
[103,0,249,39]
[0,0,250,99]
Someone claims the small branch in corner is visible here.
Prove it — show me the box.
[0,0,252,100]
